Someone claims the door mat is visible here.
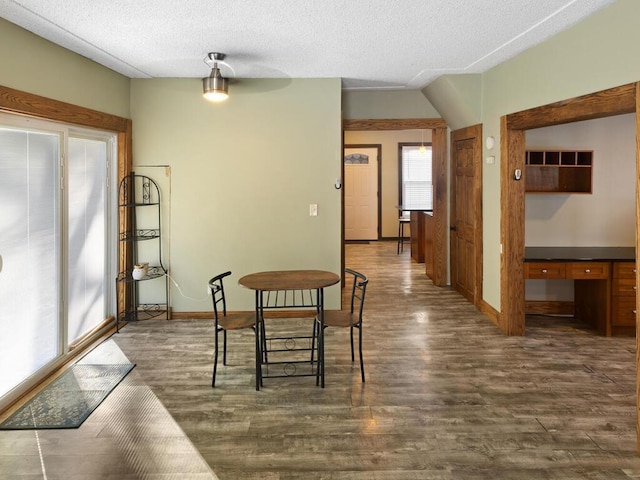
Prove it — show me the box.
[0,363,135,430]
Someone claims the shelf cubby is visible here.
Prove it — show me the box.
[525,150,593,194]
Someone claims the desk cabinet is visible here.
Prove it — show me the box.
[612,262,637,332]
[525,259,636,336]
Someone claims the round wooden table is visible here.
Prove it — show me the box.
[239,270,340,390]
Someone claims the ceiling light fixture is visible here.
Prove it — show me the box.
[202,52,229,102]
[419,130,427,154]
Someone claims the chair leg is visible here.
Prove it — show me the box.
[358,325,365,382]
[222,330,228,365]
[397,220,402,254]
[212,329,219,387]
[350,326,355,362]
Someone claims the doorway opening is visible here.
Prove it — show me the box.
[342,118,448,286]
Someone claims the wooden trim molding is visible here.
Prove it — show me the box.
[479,299,500,328]
[171,312,214,320]
[0,85,130,132]
[500,117,526,336]
[524,301,575,315]
[343,118,447,131]
[432,127,448,286]
[506,83,636,130]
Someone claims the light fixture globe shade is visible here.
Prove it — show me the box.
[202,68,228,102]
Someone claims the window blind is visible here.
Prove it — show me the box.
[401,145,432,210]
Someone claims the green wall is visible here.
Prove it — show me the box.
[0,18,130,117]
[422,74,482,130]
[130,78,343,312]
[1,17,343,313]
[342,89,440,119]
[479,0,640,309]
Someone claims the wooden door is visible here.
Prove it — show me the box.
[450,125,483,305]
[344,146,379,240]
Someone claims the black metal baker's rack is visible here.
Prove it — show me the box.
[115,172,169,331]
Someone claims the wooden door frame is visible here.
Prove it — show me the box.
[450,124,483,307]
[500,83,636,336]
[344,143,382,240]
[343,118,448,286]
[500,82,640,452]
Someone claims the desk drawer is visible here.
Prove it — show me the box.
[524,262,565,279]
[614,262,637,279]
[613,277,637,296]
[567,262,610,279]
[612,296,637,327]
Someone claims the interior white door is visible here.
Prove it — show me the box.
[344,147,378,240]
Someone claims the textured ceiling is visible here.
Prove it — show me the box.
[0,0,616,89]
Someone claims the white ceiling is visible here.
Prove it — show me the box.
[0,0,616,90]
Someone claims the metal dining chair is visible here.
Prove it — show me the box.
[209,271,263,387]
[315,268,369,382]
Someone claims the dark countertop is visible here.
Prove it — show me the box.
[524,246,635,262]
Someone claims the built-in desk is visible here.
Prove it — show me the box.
[524,247,636,336]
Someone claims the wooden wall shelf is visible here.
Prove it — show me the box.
[525,150,593,194]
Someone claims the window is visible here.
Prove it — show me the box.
[399,143,432,210]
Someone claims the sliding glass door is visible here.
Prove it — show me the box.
[0,115,115,400]
[0,125,61,397]
[67,136,109,344]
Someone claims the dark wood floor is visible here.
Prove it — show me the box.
[114,241,640,479]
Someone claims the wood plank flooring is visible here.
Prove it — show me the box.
[113,241,640,479]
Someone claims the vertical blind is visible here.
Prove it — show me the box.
[401,145,432,209]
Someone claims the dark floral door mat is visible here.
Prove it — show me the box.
[0,362,135,429]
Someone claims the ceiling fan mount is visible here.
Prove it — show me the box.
[202,52,235,102]
[207,52,226,63]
